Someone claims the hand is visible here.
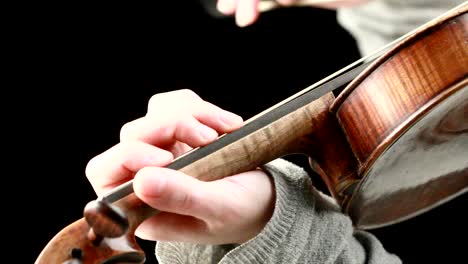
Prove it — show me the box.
[216,0,371,27]
[217,0,298,27]
[85,89,276,244]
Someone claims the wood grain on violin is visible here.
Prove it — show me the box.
[35,3,467,263]
[331,5,468,228]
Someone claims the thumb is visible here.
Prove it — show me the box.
[133,167,218,219]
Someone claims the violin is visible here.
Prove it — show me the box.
[36,2,468,263]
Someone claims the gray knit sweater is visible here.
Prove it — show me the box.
[155,159,401,264]
[337,0,465,55]
[155,1,465,263]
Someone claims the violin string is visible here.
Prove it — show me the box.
[244,1,468,125]
[99,1,467,203]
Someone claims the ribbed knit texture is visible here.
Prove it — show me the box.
[155,2,464,263]
[337,0,465,56]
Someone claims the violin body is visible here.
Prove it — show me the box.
[36,3,467,263]
[330,6,468,228]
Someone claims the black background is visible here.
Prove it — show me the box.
[12,1,466,263]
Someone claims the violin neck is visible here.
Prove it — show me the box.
[115,91,359,229]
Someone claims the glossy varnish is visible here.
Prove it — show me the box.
[35,4,468,263]
[331,7,468,228]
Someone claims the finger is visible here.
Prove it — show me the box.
[146,89,243,133]
[217,0,237,15]
[276,0,297,5]
[120,90,243,147]
[134,168,275,244]
[120,115,219,149]
[133,167,220,220]
[236,0,260,27]
[85,141,173,195]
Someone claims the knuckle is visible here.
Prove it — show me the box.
[179,191,196,211]
[178,89,201,100]
[119,121,134,141]
[147,89,201,113]
[115,141,135,154]
[84,155,100,181]
[147,93,164,113]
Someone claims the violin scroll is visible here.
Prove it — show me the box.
[35,3,468,263]
[35,199,145,264]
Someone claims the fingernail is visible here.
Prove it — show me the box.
[134,170,166,198]
[219,111,243,127]
[198,125,218,141]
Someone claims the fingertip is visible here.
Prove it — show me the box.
[133,168,168,200]
[196,124,219,143]
[133,168,206,217]
[236,12,259,28]
[236,0,260,27]
[219,111,244,131]
[276,0,296,6]
[178,118,219,147]
[217,0,236,15]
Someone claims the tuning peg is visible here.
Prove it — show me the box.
[83,199,129,245]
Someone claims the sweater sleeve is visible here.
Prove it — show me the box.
[155,158,402,264]
[337,0,465,56]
